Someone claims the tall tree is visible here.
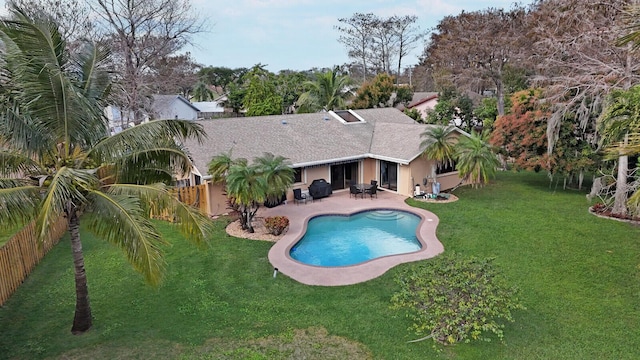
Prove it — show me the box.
[91,0,205,124]
[391,15,424,84]
[336,13,377,82]
[530,0,640,216]
[596,85,640,215]
[297,67,353,113]
[0,7,211,333]
[337,13,424,82]
[199,66,242,93]
[423,6,527,116]
[352,73,396,109]
[275,70,310,114]
[242,64,282,116]
[9,0,94,42]
[147,52,201,98]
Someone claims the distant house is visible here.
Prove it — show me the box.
[405,92,439,120]
[104,105,136,134]
[182,107,470,216]
[192,100,225,119]
[151,95,199,121]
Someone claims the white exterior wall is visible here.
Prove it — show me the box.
[162,100,198,121]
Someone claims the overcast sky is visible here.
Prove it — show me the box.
[0,0,519,72]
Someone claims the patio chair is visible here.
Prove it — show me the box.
[366,185,378,199]
[370,180,378,187]
[349,184,361,199]
[293,188,308,205]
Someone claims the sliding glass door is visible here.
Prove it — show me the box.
[331,162,358,190]
[379,160,397,191]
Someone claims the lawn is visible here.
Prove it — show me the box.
[0,222,24,247]
[0,171,639,359]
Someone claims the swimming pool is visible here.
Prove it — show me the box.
[289,209,422,267]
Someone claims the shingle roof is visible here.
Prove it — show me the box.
[183,108,442,173]
[152,95,199,115]
[407,92,438,108]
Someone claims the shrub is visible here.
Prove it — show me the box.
[264,216,289,236]
[390,252,525,346]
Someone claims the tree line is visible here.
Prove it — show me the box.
[410,0,640,220]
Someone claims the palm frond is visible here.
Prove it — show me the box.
[0,149,44,177]
[0,184,40,227]
[90,119,207,161]
[253,152,294,199]
[109,142,194,184]
[85,190,166,286]
[454,131,500,186]
[0,7,110,156]
[207,151,237,184]
[226,163,268,206]
[106,183,212,246]
[35,167,96,241]
[0,99,53,156]
[420,125,456,168]
[604,133,640,160]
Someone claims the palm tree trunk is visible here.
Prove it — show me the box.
[69,210,92,334]
[612,154,629,216]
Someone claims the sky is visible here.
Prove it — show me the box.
[0,0,517,72]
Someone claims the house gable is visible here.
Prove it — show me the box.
[152,95,199,120]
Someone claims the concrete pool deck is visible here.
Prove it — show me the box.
[263,189,445,286]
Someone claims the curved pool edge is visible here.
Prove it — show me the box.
[267,198,444,286]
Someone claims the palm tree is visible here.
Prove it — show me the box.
[604,133,640,215]
[597,85,640,216]
[192,79,215,102]
[419,125,457,183]
[209,152,294,233]
[208,151,236,184]
[454,131,500,187]
[297,67,352,113]
[253,152,295,206]
[0,7,211,334]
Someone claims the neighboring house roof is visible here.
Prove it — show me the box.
[183,108,466,175]
[407,92,439,108]
[192,101,224,113]
[152,95,200,119]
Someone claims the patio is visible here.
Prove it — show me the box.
[263,188,444,286]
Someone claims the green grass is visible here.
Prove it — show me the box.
[1,171,639,359]
[0,222,25,247]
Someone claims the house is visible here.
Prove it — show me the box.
[192,100,225,119]
[405,92,439,120]
[182,107,469,216]
[104,105,136,134]
[152,95,199,121]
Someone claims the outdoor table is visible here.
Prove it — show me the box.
[355,183,372,198]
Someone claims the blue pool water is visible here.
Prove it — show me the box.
[289,210,422,267]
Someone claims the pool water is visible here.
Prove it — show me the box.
[289,210,422,267]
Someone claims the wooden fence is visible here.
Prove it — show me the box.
[175,184,208,214]
[153,184,209,220]
[0,217,68,306]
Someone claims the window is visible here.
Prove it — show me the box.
[330,110,366,124]
[293,168,303,183]
[436,161,457,175]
